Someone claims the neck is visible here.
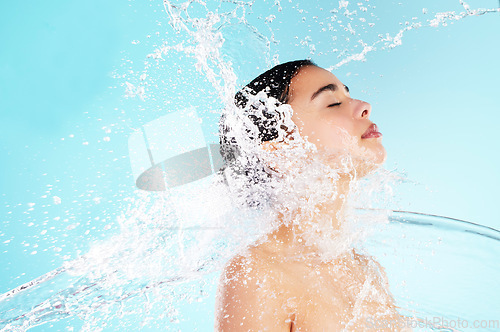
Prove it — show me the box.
[265,173,354,258]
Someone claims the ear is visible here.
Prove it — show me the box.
[260,138,309,176]
[260,140,284,153]
[259,140,284,174]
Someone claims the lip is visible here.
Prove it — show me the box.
[361,123,382,139]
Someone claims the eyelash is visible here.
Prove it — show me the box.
[328,102,341,107]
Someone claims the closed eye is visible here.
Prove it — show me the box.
[328,102,341,107]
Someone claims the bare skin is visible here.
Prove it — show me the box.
[215,66,409,331]
[215,240,403,331]
[215,197,406,331]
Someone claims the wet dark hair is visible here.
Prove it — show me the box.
[220,59,316,165]
[218,60,316,207]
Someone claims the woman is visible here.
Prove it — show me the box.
[215,60,407,331]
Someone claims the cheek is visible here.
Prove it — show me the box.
[291,110,356,150]
[313,125,351,149]
[311,117,358,150]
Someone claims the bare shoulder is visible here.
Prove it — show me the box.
[220,247,268,283]
[215,245,293,331]
[347,250,408,328]
[351,249,390,287]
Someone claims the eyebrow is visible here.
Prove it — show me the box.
[311,83,349,100]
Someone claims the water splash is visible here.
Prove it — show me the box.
[0,185,270,331]
[1,0,499,330]
[329,0,500,70]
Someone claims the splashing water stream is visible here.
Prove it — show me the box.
[1,0,499,331]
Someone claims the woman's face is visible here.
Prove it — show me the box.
[288,65,386,173]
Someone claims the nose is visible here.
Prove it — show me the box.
[353,99,371,119]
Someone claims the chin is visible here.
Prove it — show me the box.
[373,145,387,165]
[316,142,386,178]
[353,144,386,178]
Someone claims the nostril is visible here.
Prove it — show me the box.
[361,109,369,118]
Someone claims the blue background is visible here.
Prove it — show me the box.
[0,0,499,330]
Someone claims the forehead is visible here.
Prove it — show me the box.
[289,66,343,100]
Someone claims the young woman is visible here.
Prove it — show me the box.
[215,60,407,331]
